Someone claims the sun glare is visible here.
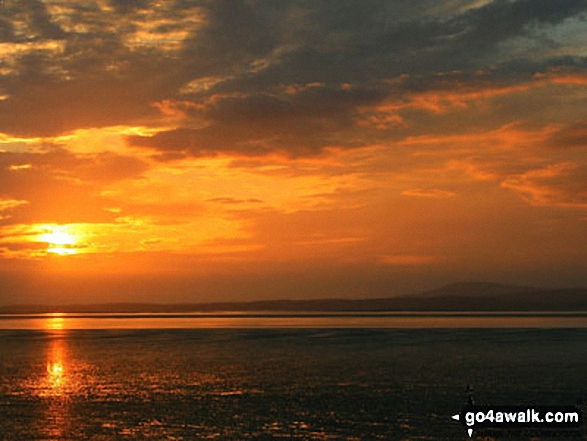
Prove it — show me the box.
[39,230,75,245]
[46,247,77,256]
[46,313,65,330]
[45,336,67,394]
[38,226,79,256]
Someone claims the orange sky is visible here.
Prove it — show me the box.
[0,0,586,304]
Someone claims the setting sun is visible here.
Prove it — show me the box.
[38,226,79,256]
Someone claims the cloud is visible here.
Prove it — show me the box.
[536,71,587,86]
[0,198,28,221]
[177,0,282,78]
[0,147,149,225]
[0,1,194,136]
[109,0,151,15]
[12,0,67,40]
[380,254,444,265]
[206,197,264,205]
[402,189,456,198]
[544,122,587,149]
[0,0,584,142]
[128,85,387,158]
[501,162,587,208]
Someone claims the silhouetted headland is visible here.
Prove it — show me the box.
[1,282,586,314]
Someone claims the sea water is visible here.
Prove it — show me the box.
[0,314,586,440]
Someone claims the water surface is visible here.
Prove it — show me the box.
[2,311,587,330]
[0,315,585,440]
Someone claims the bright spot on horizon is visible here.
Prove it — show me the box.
[46,313,65,330]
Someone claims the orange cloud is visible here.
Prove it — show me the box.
[0,199,28,211]
[501,162,587,209]
[534,72,587,87]
[380,254,444,265]
[401,189,456,198]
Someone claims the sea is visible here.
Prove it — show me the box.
[0,312,586,440]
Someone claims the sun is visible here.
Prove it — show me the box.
[40,230,75,246]
[38,226,79,256]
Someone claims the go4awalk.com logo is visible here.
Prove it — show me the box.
[452,405,582,437]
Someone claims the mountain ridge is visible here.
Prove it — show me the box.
[1,282,586,313]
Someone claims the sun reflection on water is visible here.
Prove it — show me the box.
[43,314,71,395]
[41,333,78,438]
[46,335,67,395]
[46,313,65,331]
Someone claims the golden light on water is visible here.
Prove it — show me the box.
[41,336,73,438]
[47,360,64,387]
[46,313,65,330]
[46,337,67,394]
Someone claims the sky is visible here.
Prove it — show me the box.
[0,0,586,305]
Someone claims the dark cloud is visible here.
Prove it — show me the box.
[0,16,16,41]
[212,86,384,121]
[0,55,174,136]
[0,2,183,136]
[128,84,389,157]
[203,0,587,91]
[546,122,587,149]
[0,0,585,142]
[110,0,152,15]
[502,162,587,208]
[27,0,67,39]
[178,0,281,78]
[0,0,66,40]
[448,0,587,54]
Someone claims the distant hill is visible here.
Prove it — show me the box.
[416,282,539,298]
[402,282,587,311]
[1,282,586,313]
